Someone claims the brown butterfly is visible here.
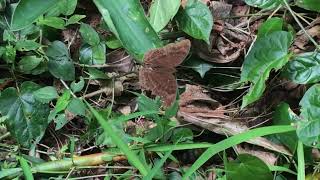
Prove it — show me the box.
[139,39,191,107]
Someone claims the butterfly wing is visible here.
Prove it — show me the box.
[143,39,191,68]
[139,67,177,107]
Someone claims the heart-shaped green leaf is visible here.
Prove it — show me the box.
[149,0,180,32]
[0,81,50,147]
[176,0,213,43]
[241,31,293,108]
[46,41,75,81]
[283,52,320,84]
[298,84,320,148]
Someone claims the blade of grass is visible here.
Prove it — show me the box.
[19,157,34,180]
[85,101,149,176]
[297,141,305,180]
[144,143,214,151]
[268,165,297,175]
[182,125,295,179]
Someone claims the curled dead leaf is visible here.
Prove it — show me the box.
[178,85,292,155]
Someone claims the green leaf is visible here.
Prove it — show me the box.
[225,154,273,180]
[3,45,16,63]
[66,98,86,116]
[46,0,78,16]
[244,0,282,9]
[79,43,106,65]
[298,84,320,148]
[87,68,110,79]
[33,86,58,103]
[54,113,68,130]
[46,41,75,81]
[3,30,16,42]
[71,77,85,93]
[296,0,320,12]
[61,0,78,16]
[15,40,41,51]
[18,56,43,74]
[176,0,213,43]
[79,23,100,46]
[272,102,299,152]
[282,52,320,84]
[19,157,34,180]
[148,0,180,32]
[66,14,86,26]
[11,0,61,31]
[171,128,193,143]
[55,90,71,113]
[94,0,162,61]
[184,57,213,78]
[135,92,161,113]
[0,81,50,147]
[240,31,293,108]
[257,17,284,37]
[106,35,122,49]
[38,16,65,29]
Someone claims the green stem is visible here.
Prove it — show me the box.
[297,141,305,180]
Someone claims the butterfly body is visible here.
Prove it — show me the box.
[139,39,191,107]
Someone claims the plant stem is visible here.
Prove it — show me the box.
[282,0,320,49]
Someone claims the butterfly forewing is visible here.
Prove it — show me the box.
[139,39,191,107]
[143,39,191,68]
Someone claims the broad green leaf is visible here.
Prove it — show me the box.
[87,68,110,79]
[46,0,78,16]
[171,128,193,143]
[3,45,16,63]
[106,35,122,49]
[79,23,100,46]
[38,16,65,29]
[46,41,75,81]
[66,98,86,116]
[149,0,180,32]
[298,84,320,148]
[15,40,41,51]
[296,0,320,12]
[176,0,213,43]
[240,31,293,108]
[272,102,299,152]
[18,56,43,74]
[184,57,213,78]
[33,86,58,103]
[257,17,284,37]
[66,14,86,26]
[244,0,282,9]
[55,90,71,113]
[54,113,68,130]
[71,77,85,93]
[94,0,162,61]
[11,0,60,31]
[79,43,106,65]
[0,81,50,147]
[135,92,161,113]
[282,52,320,84]
[61,0,78,16]
[225,154,273,180]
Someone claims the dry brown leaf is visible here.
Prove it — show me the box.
[178,85,292,156]
[236,145,278,165]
